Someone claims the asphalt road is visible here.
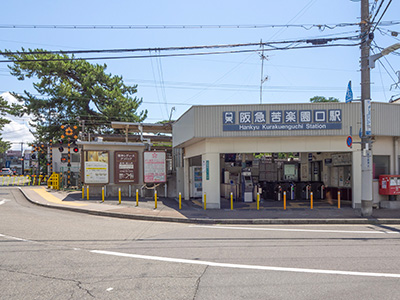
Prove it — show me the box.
[1,187,400,299]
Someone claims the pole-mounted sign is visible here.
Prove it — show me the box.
[346,136,353,148]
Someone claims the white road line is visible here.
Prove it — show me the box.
[190,225,400,234]
[0,233,33,243]
[2,232,400,279]
[0,199,10,206]
[90,249,400,278]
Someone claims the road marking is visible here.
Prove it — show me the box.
[190,225,400,234]
[0,233,34,243]
[90,249,400,278]
[0,199,10,206]
[2,232,400,279]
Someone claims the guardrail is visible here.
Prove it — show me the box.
[0,175,49,186]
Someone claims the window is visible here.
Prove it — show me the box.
[373,155,390,179]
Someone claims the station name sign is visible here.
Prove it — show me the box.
[223,109,342,131]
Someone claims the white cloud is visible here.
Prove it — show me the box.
[0,92,34,150]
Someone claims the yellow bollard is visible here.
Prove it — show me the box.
[179,192,182,210]
[118,188,121,204]
[284,191,287,210]
[338,191,341,209]
[136,189,139,206]
[38,178,41,186]
[230,192,233,210]
[154,190,158,209]
[204,193,206,210]
[310,191,313,209]
[102,187,105,203]
[82,186,85,199]
[28,176,31,186]
[257,193,260,210]
[87,186,89,201]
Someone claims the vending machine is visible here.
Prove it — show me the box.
[190,166,202,198]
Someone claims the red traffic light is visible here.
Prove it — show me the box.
[73,147,79,153]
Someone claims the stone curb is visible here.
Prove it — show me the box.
[18,188,400,225]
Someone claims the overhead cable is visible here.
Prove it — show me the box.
[0,43,360,63]
[2,35,360,56]
[371,0,393,34]
[0,23,361,30]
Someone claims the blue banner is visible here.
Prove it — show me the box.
[345,81,353,103]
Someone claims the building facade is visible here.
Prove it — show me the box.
[173,102,400,209]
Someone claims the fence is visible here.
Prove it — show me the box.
[0,175,49,186]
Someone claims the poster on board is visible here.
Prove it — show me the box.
[114,151,139,184]
[84,151,109,184]
[144,151,166,183]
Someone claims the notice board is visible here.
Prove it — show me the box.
[84,151,109,184]
[144,151,166,183]
[114,151,139,184]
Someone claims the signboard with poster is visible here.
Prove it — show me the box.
[114,151,139,184]
[84,151,109,184]
[144,151,166,183]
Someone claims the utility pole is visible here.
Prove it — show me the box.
[360,0,373,216]
[20,142,24,175]
[259,40,268,104]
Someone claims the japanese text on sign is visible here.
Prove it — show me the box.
[144,151,167,183]
[114,151,138,184]
[223,109,342,131]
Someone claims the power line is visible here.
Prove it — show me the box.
[371,0,393,34]
[1,36,359,56]
[0,41,360,64]
[0,23,361,30]
[371,0,385,25]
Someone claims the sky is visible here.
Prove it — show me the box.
[0,0,399,150]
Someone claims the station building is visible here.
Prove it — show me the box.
[172,102,400,209]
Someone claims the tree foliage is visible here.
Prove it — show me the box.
[1,48,147,142]
[309,96,340,103]
[0,95,22,153]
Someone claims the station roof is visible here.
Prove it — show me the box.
[111,122,172,134]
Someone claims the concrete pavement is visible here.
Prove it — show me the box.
[18,186,400,224]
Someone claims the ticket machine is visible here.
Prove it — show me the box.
[241,170,253,202]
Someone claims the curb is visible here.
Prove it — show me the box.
[18,188,400,225]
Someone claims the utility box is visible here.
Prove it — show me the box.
[379,175,400,195]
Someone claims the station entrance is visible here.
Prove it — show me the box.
[188,151,353,209]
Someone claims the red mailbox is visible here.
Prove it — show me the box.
[379,175,400,195]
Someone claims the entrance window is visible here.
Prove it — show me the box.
[373,155,390,179]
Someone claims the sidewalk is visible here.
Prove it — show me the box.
[19,186,400,225]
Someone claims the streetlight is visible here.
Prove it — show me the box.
[369,43,400,69]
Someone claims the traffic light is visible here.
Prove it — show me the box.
[31,153,36,159]
[72,140,79,153]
